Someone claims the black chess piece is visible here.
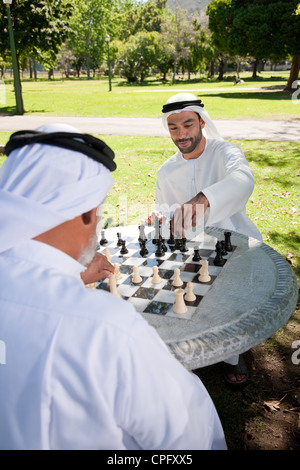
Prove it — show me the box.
[120,240,128,255]
[139,239,148,257]
[117,232,123,247]
[159,235,167,252]
[155,239,164,257]
[167,219,175,246]
[192,247,201,262]
[152,216,160,244]
[99,230,107,246]
[138,224,146,242]
[214,241,225,266]
[174,232,182,251]
[180,237,188,253]
[221,240,227,256]
[224,231,232,252]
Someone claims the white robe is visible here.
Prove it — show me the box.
[0,240,226,450]
[156,139,262,241]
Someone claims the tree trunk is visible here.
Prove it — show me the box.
[252,58,258,78]
[284,55,300,91]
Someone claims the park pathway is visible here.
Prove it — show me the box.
[0,115,299,142]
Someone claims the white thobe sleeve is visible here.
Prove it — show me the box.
[114,314,227,450]
[202,145,254,226]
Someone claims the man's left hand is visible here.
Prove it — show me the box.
[172,192,209,237]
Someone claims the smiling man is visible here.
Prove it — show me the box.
[154,93,263,386]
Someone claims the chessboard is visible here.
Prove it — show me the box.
[94,224,235,321]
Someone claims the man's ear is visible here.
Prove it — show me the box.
[81,208,97,226]
[200,118,205,129]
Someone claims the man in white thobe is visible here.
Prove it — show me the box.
[152,93,263,386]
[0,123,226,450]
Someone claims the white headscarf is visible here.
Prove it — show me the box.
[162,92,224,141]
[0,123,114,253]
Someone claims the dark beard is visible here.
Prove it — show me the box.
[174,131,202,154]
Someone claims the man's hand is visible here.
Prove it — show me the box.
[143,210,166,226]
[81,252,114,285]
[172,192,209,238]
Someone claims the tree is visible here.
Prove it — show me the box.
[116,31,159,82]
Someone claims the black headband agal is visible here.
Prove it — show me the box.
[5,130,117,172]
[162,99,204,114]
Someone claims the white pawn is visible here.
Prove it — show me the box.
[114,263,122,280]
[109,274,121,298]
[152,266,162,284]
[185,282,196,302]
[173,288,187,314]
[172,268,183,287]
[132,265,142,284]
[198,260,211,283]
[104,247,111,262]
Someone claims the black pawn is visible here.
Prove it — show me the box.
[120,240,128,255]
[192,247,201,262]
[224,231,232,252]
[99,230,107,246]
[214,241,225,266]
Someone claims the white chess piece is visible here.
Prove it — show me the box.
[173,288,187,314]
[132,265,142,284]
[172,268,183,287]
[109,274,121,298]
[185,282,196,302]
[152,266,162,284]
[114,263,122,280]
[104,247,111,262]
[198,260,211,283]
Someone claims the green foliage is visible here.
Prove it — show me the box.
[0,0,73,69]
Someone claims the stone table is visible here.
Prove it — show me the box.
[99,225,298,371]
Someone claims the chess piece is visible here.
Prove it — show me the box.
[198,260,211,283]
[152,266,162,284]
[117,232,123,247]
[174,232,182,251]
[120,240,128,255]
[99,230,107,246]
[132,266,142,284]
[221,240,227,256]
[172,268,183,287]
[167,219,175,246]
[152,216,160,244]
[214,241,225,266]
[155,238,164,257]
[180,238,188,252]
[85,283,96,289]
[173,288,187,314]
[138,224,146,242]
[109,274,121,298]
[104,247,111,262]
[224,231,232,252]
[114,263,122,280]
[185,282,196,302]
[139,239,148,257]
[192,247,201,262]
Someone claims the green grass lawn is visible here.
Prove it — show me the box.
[1,71,298,120]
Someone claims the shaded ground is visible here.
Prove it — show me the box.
[194,297,300,451]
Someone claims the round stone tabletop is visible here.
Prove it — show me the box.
[99,225,298,371]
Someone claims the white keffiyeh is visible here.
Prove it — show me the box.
[162,92,224,141]
[0,123,113,253]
